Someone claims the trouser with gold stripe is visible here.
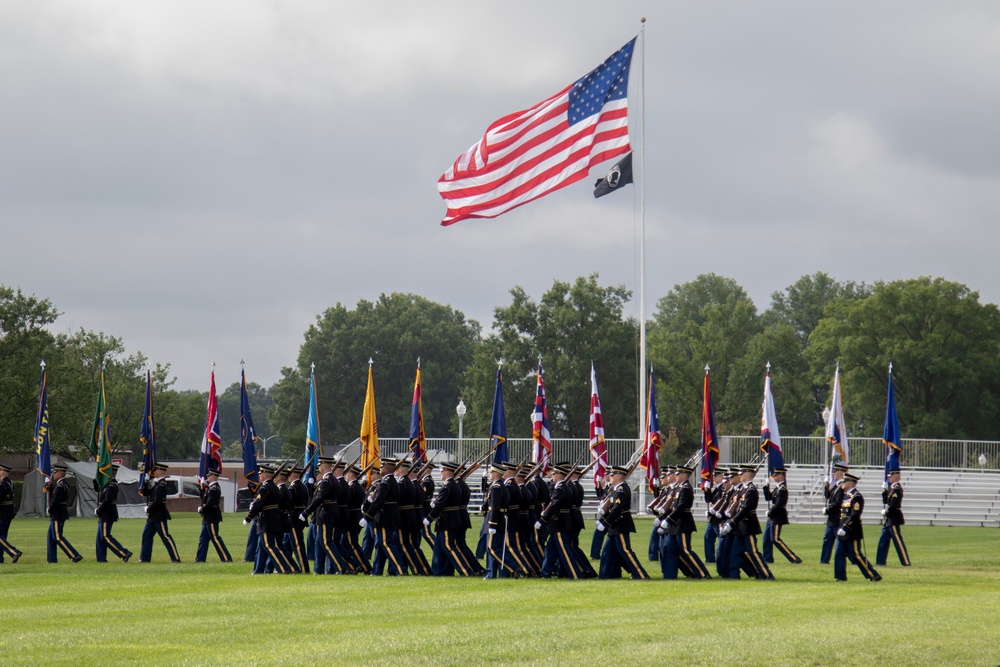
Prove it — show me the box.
[96,519,131,562]
[763,521,801,563]
[876,523,910,566]
[835,538,880,581]
[48,519,82,563]
[195,521,232,562]
[599,531,649,580]
[664,531,711,579]
[140,519,180,562]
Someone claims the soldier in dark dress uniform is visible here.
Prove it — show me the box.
[47,464,83,563]
[140,463,180,563]
[455,469,482,571]
[362,458,408,576]
[419,464,436,544]
[726,465,773,580]
[537,463,582,579]
[502,463,535,575]
[876,468,911,567]
[406,462,433,574]
[762,468,802,564]
[302,457,351,574]
[835,472,881,582]
[646,470,668,562]
[589,474,608,560]
[821,462,848,564]
[96,463,132,562]
[662,465,710,579]
[568,466,597,578]
[0,463,22,564]
[287,466,311,573]
[195,468,231,563]
[702,468,725,564]
[244,464,295,574]
[426,461,479,576]
[517,467,544,567]
[596,465,649,580]
[715,469,741,578]
[343,464,372,573]
[396,460,430,575]
[484,463,519,578]
[530,469,550,551]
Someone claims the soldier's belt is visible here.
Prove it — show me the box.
[261,505,279,510]
[322,501,336,504]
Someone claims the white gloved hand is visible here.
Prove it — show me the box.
[95,508,100,516]
[880,509,887,518]
[429,501,436,509]
[657,524,668,535]
[299,513,307,523]
[597,507,605,516]
[837,528,847,538]
[307,477,315,485]
[243,518,250,526]
[706,510,712,518]
[595,521,606,532]
[488,528,496,535]
[423,517,431,526]
[534,521,542,530]
[359,517,368,528]
[144,506,150,514]
[822,507,829,515]
[883,481,890,491]
[652,518,660,528]
[720,522,732,536]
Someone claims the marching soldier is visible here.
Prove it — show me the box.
[715,468,741,578]
[454,465,483,572]
[287,466,311,573]
[725,465,773,580]
[762,467,802,564]
[302,457,351,574]
[876,468,911,567]
[646,469,668,561]
[140,463,180,563]
[537,462,582,579]
[195,467,232,563]
[419,463,436,544]
[483,462,519,578]
[821,462,848,564]
[595,465,649,580]
[530,465,550,552]
[661,465,710,579]
[0,462,24,564]
[426,461,479,576]
[362,458,408,576]
[589,474,608,560]
[47,464,83,563]
[95,463,133,562]
[396,459,430,575]
[502,463,535,576]
[406,461,433,574]
[568,466,597,578]
[835,472,881,582]
[702,468,725,563]
[244,464,295,574]
[343,464,372,573]
[517,467,544,567]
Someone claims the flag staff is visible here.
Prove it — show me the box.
[638,16,647,442]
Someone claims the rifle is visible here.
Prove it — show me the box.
[411,450,441,479]
[451,449,480,478]
[458,441,502,481]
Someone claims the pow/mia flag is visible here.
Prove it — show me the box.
[593,152,633,198]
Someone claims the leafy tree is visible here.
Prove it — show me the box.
[460,274,638,441]
[154,389,209,460]
[768,272,870,342]
[808,277,1000,439]
[270,293,481,448]
[647,274,762,452]
[217,380,280,456]
[0,286,58,457]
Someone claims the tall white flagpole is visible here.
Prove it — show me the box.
[638,16,648,506]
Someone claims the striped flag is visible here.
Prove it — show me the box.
[532,362,552,472]
[700,367,720,489]
[760,365,784,474]
[589,363,607,485]
[409,361,427,463]
[305,364,320,482]
[825,366,849,476]
[438,38,636,225]
[89,368,114,490]
[138,369,157,494]
[639,368,661,493]
[199,369,223,482]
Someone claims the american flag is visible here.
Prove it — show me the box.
[589,363,608,484]
[438,38,636,226]
[199,369,223,482]
[531,362,552,472]
[639,367,661,493]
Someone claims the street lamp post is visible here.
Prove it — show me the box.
[456,399,467,462]
[258,434,279,459]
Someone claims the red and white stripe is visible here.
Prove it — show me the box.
[589,364,608,484]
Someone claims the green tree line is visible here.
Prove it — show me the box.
[2,274,998,464]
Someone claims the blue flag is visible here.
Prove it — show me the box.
[883,365,902,484]
[240,368,260,493]
[489,368,508,463]
[408,363,427,462]
[34,362,51,481]
[138,369,157,494]
[305,366,320,482]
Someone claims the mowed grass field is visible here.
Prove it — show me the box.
[1,514,999,667]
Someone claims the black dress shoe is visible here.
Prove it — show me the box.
[124,551,133,562]
[871,573,882,582]
[72,555,83,563]
[12,551,22,563]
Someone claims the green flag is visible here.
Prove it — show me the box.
[89,370,114,490]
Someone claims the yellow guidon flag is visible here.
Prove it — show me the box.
[360,359,380,481]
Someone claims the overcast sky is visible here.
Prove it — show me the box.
[3,2,999,392]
